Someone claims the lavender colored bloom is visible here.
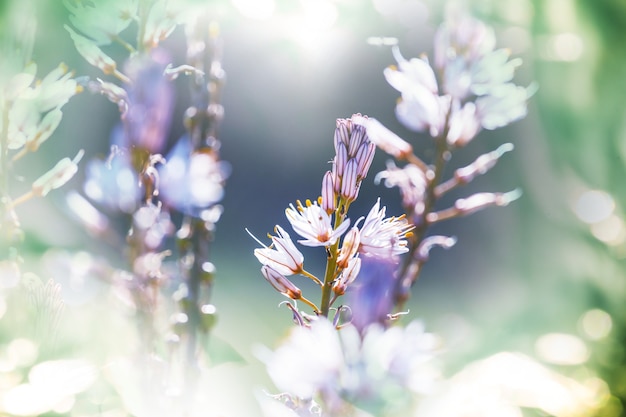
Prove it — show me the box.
[123,49,173,153]
[159,135,230,217]
[347,255,398,333]
[83,150,141,213]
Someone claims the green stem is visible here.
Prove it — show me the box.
[319,200,348,317]
[136,0,149,52]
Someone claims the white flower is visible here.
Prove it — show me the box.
[254,225,304,276]
[358,198,412,257]
[285,201,350,247]
[470,49,522,96]
[476,83,534,130]
[263,318,344,399]
[65,26,117,74]
[375,162,426,213]
[446,102,481,147]
[357,117,412,159]
[64,0,137,45]
[32,150,84,197]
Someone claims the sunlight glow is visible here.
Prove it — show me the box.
[535,333,589,365]
[287,0,339,50]
[232,0,275,20]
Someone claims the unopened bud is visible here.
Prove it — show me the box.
[261,265,302,300]
[321,171,336,213]
[334,142,348,177]
[355,142,376,179]
[416,235,457,262]
[455,143,514,184]
[340,159,359,201]
[333,256,361,296]
[455,189,522,216]
[337,227,360,269]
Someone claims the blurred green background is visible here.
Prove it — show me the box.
[2,0,626,415]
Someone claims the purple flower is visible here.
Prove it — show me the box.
[83,150,141,213]
[159,135,230,217]
[347,255,398,333]
[123,49,173,153]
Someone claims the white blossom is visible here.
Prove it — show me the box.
[254,225,304,276]
[285,202,350,247]
[357,198,412,257]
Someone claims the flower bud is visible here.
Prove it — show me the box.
[340,159,359,201]
[321,171,336,214]
[337,226,360,269]
[32,150,84,197]
[261,265,302,300]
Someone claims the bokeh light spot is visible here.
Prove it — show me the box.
[535,333,589,365]
[574,190,615,224]
[590,214,626,245]
[580,309,612,340]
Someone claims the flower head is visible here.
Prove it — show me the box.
[254,225,304,276]
[375,161,426,214]
[383,14,531,143]
[357,198,413,257]
[286,200,350,247]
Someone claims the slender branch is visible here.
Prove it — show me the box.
[395,119,451,309]
[301,269,323,286]
[113,35,136,54]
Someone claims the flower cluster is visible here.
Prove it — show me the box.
[358,15,529,307]
[259,318,441,416]
[252,114,412,322]
[255,12,533,417]
[63,2,230,409]
[383,14,533,146]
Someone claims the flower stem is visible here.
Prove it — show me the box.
[319,200,346,317]
[395,122,451,309]
[301,269,323,286]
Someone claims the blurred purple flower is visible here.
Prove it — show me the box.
[159,135,230,217]
[347,255,398,333]
[123,49,173,153]
[83,149,141,213]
